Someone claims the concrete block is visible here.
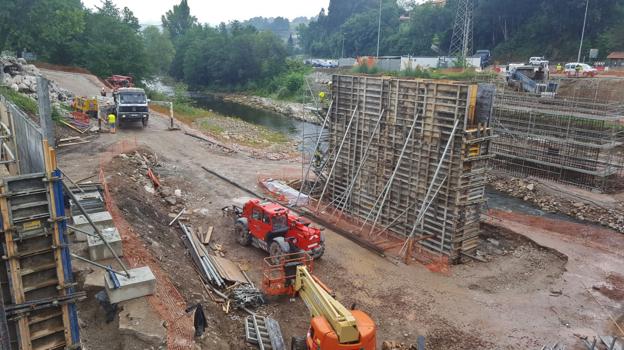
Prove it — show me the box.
[118,298,167,350]
[105,266,156,304]
[71,190,103,203]
[87,227,123,261]
[72,211,114,240]
[70,190,106,213]
[83,268,106,289]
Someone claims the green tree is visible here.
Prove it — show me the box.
[0,0,85,62]
[287,34,295,55]
[162,0,197,41]
[143,26,175,75]
[77,1,149,80]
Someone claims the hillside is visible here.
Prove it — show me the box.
[297,0,624,62]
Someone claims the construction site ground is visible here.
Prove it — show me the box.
[46,69,624,350]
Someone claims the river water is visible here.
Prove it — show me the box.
[190,93,323,152]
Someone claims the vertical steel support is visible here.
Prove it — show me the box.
[362,104,423,233]
[315,107,358,210]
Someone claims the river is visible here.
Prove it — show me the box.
[190,93,323,152]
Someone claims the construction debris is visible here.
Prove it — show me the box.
[231,284,264,309]
[0,56,72,101]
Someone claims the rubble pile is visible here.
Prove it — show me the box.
[0,56,72,102]
[117,151,188,216]
[490,176,624,233]
[381,341,419,350]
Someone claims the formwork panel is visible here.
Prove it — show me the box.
[316,75,494,261]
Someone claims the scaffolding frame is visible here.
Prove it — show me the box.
[491,90,624,191]
[306,75,494,261]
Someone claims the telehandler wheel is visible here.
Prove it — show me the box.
[290,336,306,350]
[269,240,288,264]
[235,222,251,246]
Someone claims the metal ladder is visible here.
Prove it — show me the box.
[244,314,285,350]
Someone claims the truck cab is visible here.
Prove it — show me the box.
[474,49,491,68]
[112,87,149,127]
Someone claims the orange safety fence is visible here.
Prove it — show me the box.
[98,141,194,349]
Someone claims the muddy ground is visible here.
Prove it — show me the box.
[97,147,575,350]
[47,68,624,350]
[57,114,624,349]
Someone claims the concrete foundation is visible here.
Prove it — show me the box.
[105,266,156,304]
[72,211,114,240]
[87,227,123,261]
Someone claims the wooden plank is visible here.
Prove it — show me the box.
[42,142,73,346]
[210,256,247,284]
[203,226,213,245]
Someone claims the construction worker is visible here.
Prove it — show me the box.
[556,63,562,74]
[318,91,326,104]
[313,147,322,167]
[107,113,116,134]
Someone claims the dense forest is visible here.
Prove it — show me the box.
[1,0,624,92]
[0,0,296,93]
[299,0,624,61]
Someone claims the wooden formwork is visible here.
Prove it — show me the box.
[0,143,80,349]
[321,75,494,261]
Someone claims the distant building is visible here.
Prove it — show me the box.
[606,52,624,67]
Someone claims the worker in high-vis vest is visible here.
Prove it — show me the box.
[107,113,116,134]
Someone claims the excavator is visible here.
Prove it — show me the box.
[283,263,376,350]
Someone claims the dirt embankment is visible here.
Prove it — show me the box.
[556,77,624,102]
[489,175,624,233]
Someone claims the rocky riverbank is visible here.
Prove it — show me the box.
[221,94,322,124]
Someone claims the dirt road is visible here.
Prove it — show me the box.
[40,68,106,97]
[52,69,624,349]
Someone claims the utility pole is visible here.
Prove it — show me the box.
[376,0,382,57]
[341,33,345,59]
[578,0,590,62]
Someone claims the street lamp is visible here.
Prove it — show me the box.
[577,0,589,62]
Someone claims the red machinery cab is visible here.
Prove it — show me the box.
[234,199,325,259]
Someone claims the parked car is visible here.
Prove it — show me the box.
[564,63,598,77]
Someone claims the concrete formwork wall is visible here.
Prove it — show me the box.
[325,75,494,260]
[0,96,44,174]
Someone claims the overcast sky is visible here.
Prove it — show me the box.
[81,0,331,26]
